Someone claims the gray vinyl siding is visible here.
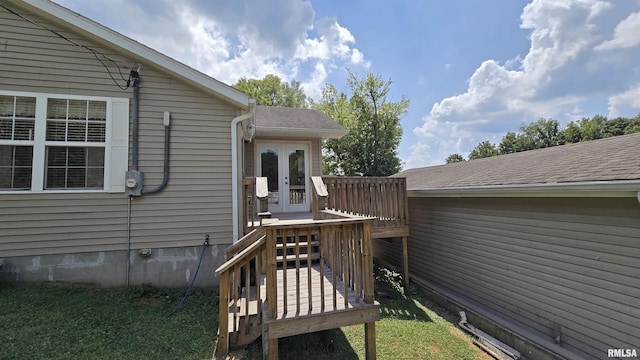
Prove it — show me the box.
[407,196,640,360]
[373,238,403,271]
[0,6,237,256]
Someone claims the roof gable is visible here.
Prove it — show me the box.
[255,105,347,138]
[397,133,640,191]
[8,0,250,109]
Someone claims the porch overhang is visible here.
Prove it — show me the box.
[255,126,347,139]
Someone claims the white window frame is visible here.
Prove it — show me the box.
[0,90,129,194]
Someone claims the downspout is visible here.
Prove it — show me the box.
[231,99,256,242]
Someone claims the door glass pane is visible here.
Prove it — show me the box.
[261,148,279,205]
[288,149,306,205]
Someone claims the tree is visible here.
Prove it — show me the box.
[561,121,582,143]
[313,71,409,176]
[468,141,498,160]
[603,117,632,137]
[578,115,606,141]
[312,84,354,175]
[445,154,466,164]
[626,114,640,134]
[498,132,518,154]
[233,74,308,108]
[519,118,561,149]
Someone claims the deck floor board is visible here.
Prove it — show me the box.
[260,263,371,321]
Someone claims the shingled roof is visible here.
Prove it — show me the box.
[255,106,347,138]
[396,133,640,193]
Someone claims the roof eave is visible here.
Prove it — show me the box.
[407,180,640,198]
[13,0,250,110]
[255,126,348,139]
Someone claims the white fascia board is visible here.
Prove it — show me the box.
[407,180,640,198]
[255,126,348,139]
[15,0,250,109]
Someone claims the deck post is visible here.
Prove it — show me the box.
[365,321,376,360]
[401,236,409,289]
[216,271,230,356]
[264,227,278,359]
[266,227,277,318]
[363,220,374,304]
[262,329,278,360]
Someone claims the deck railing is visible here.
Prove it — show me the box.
[216,229,267,355]
[242,177,269,235]
[264,218,375,318]
[216,217,375,356]
[242,177,258,235]
[321,176,409,229]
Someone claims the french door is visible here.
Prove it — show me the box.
[257,143,310,213]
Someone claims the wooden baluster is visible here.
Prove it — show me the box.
[243,258,250,334]
[295,227,301,315]
[307,228,313,314]
[354,224,363,303]
[319,224,325,313]
[331,226,338,310]
[255,251,262,324]
[281,229,287,315]
[233,265,240,342]
[342,223,349,308]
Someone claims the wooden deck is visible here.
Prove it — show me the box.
[262,264,379,346]
[265,263,379,320]
[220,176,409,359]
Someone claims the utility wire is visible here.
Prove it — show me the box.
[1,3,132,90]
[111,239,210,346]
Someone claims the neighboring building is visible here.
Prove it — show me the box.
[391,133,640,360]
[0,0,344,287]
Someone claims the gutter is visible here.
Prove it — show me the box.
[231,99,256,242]
[255,126,348,139]
[407,180,640,198]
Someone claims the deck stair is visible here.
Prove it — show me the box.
[216,218,380,360]
[225,175,410,359]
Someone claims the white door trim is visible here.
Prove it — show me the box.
[256,141,311,213]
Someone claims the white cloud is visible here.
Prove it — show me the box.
[54,0,367,98]
[408,0,640,168]
[595,11,640,50]
[302,63,328,99]
[608,85,640,117]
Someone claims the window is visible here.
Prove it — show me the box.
[45,98,107,190]
[0,95,35,190]
[0,91,129,193]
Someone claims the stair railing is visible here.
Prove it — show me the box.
[216,217,375,357]
[264,218,375,319]
[215,230,267,356]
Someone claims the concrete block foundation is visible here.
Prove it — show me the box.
[0,245,226,288]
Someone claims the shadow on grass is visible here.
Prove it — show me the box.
[374,265,433,322]
[240,328,359,360]
[278,329,359,360]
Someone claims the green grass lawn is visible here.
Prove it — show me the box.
[0,267,491,360]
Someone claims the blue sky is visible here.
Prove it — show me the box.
[54,0,640,169]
